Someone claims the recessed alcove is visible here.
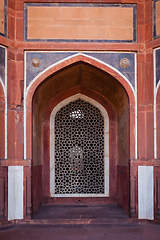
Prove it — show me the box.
[32,62,130,216]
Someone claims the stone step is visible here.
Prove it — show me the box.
[14,218,141,225]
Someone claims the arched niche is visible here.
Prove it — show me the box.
[30,62,134,215]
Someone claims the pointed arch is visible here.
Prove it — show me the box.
[29,59,134,215]
[24,54,136,161]
[50,93,109,197]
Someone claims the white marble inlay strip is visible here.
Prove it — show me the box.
[8,166,23,220]
[138,166,154,220]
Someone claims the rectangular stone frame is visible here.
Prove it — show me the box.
[24,3,137,43]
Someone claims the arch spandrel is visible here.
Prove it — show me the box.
[26,54,136,109]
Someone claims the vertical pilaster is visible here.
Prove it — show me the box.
[137,0,154,160]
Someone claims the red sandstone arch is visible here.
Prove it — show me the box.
[25,57,136,216]
[25,55,136,160]
[26,55,135,218]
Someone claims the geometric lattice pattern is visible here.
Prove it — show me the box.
[55,99,104,194]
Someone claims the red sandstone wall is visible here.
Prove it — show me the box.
[0,0,160,220]
[27,5,134,40]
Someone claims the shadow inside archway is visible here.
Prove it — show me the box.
[32,62,130,218]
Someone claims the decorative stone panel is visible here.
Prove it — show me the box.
[54,99,104,194]
[25,51,135,89]
[24,3,137,42]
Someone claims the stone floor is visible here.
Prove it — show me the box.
[1,222,160,240]
[33,204,129,220]
[0,204,160,240]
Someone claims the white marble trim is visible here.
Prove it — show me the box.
[134,52,138,159]
[0,45,7,159]
[154,48,159,159]
[24,51,27,159]
[4,46,7,159]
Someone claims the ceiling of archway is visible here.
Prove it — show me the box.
[33,62,129,119]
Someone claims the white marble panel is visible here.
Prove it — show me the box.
[146,167,154,220]
[8,166,23,220]
[104,157,109,196]
[138,166,154,220]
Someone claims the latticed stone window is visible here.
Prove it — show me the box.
[54,99,104,194]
